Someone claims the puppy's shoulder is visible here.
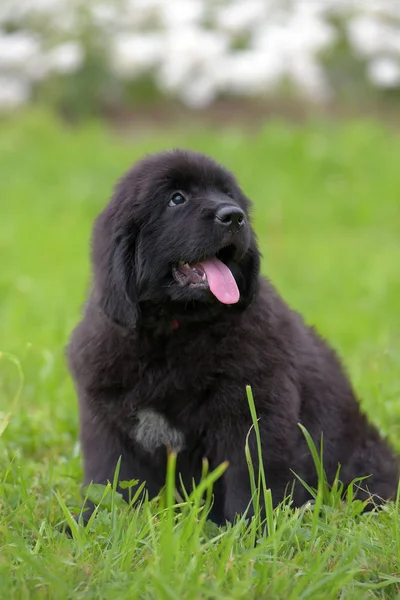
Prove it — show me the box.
[67,299,136,390]
[245,276,304,343]
[253,277,354,396]
[246,276,335,367]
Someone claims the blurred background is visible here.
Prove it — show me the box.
[0,0,399,508]
[1,0,400,121]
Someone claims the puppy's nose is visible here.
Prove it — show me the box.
[215,205,245,233]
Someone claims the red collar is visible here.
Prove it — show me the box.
[172,318,180,330]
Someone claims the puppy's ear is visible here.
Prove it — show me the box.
[92,210,140,329]
[239,233,261,309]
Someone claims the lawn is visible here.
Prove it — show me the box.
[0,110,399,599]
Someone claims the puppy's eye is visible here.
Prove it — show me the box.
[168,192,187,207]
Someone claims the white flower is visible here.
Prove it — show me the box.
[216,51,284,94]
[0,0,79,35]
[0,0,29,23]
[290,56,331,101]
[215,0,268,34]
[1,0,400,109]
[0,31,48,81]
[158,0,204,28]
[46,42,84,74]
[251,11,334,100]
[364,0,400,20]
[112,33,164,77]
[123,0,202,28]
[367,56,400,87]
[90,3,120,28]
[0,32,40,70]
[276,9,335,58]
[179,75,217,108]
[157,27,228,92]
[0,76,30,109]
[347,16,400,57]
[0,0,71,23]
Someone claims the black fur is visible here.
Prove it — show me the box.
[68,149,399,525]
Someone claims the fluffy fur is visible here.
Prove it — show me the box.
[68,149,399,525]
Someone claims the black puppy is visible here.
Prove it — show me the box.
[68,149,398,525]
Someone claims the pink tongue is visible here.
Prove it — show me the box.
[199,258,240,304]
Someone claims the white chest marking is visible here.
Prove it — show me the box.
[133,409,185,454]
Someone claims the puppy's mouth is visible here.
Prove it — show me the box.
[172,245,240,305]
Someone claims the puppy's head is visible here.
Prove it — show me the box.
[92,150,260,330]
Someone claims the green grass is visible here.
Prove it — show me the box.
[0,110,400,599]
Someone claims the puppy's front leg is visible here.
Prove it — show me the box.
[78,403,162,523]
[222,456,297,522]
[222,461,255,522]
[212,380,303,522]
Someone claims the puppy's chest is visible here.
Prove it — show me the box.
[132,408,186,454]
[133,337,220,399]
[130,369,207,454]
[106,328,234,454]
[128,340,219,454]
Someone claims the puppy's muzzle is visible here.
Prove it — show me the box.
[215,205,245,234]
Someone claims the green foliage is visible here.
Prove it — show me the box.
[0,111,400,598]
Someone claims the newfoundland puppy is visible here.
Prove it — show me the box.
[68,149,398,525]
